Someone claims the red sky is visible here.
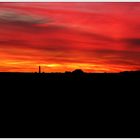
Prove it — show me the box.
[0,2,140,72]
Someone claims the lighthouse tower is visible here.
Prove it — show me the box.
[39,66,41,73]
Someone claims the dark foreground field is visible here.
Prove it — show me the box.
[0,71,140,138]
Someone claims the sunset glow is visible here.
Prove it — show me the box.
[0,2,140,72]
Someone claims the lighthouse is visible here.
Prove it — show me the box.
[39,66,41,73]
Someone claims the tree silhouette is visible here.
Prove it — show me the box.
[72,69,84,75]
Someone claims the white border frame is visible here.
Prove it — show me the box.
[0,0,140,2]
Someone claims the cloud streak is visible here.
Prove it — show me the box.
[0,9,47,24]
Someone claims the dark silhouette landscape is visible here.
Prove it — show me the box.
[0,68,140,138]
[0,68,140,82]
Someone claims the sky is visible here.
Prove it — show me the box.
[0,2,140,72]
